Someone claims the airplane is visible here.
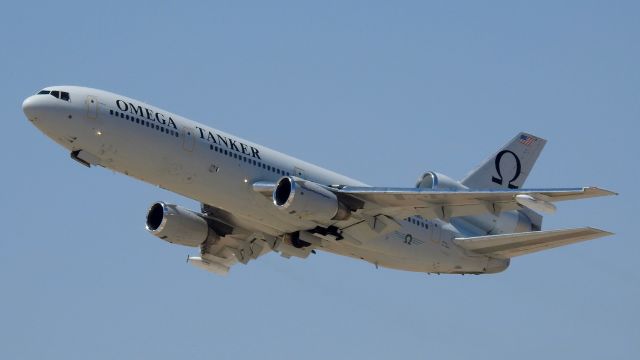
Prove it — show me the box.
[22,86,616,276]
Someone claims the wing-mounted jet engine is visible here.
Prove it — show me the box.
[146,202,283,275]
[273,176,351,223]
[146,202,215,247]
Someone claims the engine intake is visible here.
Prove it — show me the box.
[416,171,467,191]
[146,202,211,247]
[273,176,350,223]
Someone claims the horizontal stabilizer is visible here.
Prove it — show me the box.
[453,227,613,259]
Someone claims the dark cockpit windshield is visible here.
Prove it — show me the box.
[37,89,70,102]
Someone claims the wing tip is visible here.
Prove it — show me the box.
[584,187,618,197]
[585,227,615,238]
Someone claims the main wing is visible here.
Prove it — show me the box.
[336,186,615,220]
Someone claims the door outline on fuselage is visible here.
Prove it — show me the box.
[85,95,98,120]
[182,126,195,152]
[430,221,441,244]
[294,166,305,178]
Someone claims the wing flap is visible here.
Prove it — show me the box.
[453,227,613,258]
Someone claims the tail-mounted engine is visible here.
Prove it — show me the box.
[416,171,468,191]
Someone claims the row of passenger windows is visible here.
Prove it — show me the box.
[109,108,288,176]
[405,217,429,229]
[109,109,179,137]
[37,90,70,101]
[208,144,290,176]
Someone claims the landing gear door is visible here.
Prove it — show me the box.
[182,126,195,152]
[85,95,98,120]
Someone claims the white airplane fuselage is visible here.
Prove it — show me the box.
[23,86,511,274]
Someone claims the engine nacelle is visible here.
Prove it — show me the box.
[273,176,350,223]
[145,202,210,247]
[416,171,468,191]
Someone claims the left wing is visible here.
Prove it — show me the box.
[336,186,615,220]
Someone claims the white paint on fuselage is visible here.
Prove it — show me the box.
[23,86,499,274]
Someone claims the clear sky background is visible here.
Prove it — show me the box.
[1,1,638,359]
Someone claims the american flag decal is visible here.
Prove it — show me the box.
[519,134,536,146]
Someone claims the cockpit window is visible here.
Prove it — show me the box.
[36,89,70,102]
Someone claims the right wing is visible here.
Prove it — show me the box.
[337,186,615,220]
[254,179,614,223]
[453,227,613,259]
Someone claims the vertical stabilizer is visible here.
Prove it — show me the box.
[461,132,546,190]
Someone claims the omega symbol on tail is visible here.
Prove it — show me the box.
[492,150,522,189]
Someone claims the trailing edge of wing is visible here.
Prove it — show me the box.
[453,227,613,259]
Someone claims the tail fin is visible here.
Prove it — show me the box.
[461,132,546,190]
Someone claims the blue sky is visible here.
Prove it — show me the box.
[1,1,638,359]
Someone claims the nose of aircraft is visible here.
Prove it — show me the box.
[22,95,44,120]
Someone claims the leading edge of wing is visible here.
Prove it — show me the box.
[338,186,617,197]
[337,186,616,206]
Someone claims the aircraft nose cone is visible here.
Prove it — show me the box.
[22,95,42,120]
